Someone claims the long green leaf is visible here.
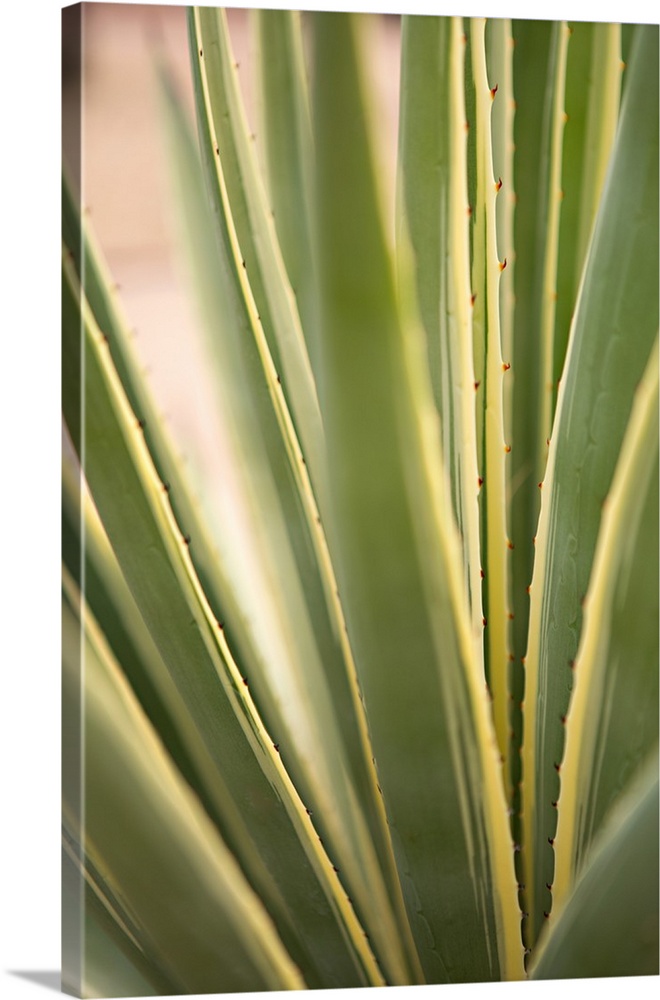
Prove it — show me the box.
[189,6,324,500]
[469,16,513,783]
[535,21,570,455]
[553,22,621,401]
[63,445,192,783]
[553,339,658,904]
[157,61,419,985]
[61,172,240,675]
[62,839,167,999]
[507,21,556,877]
[397,14,483,673]
[531,754,659,980]
[252,8,316,364]
[64,443,287,883]
[63,812,180,998]
[311,11,524,983]
[521,23,659,948]
[62,249,382,989]
[486,17,515,444]
[62,584,305,993]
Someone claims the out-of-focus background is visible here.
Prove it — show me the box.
[62,3,401,485]
[63,4,256,475]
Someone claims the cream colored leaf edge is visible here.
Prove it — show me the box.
[471,18,514,783]
[396,26,524,981]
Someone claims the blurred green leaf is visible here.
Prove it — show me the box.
[522,23,659,945]
[531,754,659,980]
[62,248,381,989]
[157,56,417,985]
[553,339,658,903]
[62,584,306,993]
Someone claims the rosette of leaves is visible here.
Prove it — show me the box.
[62,8,658,996]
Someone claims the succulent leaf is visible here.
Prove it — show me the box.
[553,339,659,903]
[311,11,523,983]
[158,49,418,984]
[397,14,484,670]
[62,250,382,988]
[252,9,316,365]
[531,753,659,980]
[522,22,659,945]
[62,582,307,993]
[553,22,622,400]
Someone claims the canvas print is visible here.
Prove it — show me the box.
[62,3,659,996]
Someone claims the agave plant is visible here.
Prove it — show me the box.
[62,6,659,996]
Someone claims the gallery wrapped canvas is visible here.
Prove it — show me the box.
[62,3,658,995]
